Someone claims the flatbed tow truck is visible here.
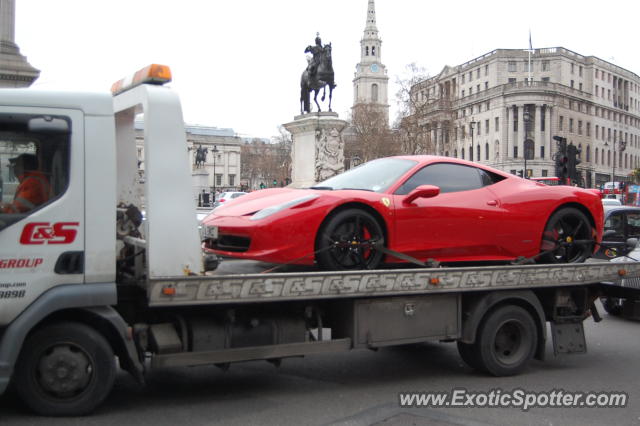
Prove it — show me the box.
[1,65,639,416]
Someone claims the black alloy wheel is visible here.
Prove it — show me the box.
[540,207,595,263]
[316,208,385,270]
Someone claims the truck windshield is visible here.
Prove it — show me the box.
[312,158,417,193]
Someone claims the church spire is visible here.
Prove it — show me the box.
[364,0,379,37]
[352,0,389,125]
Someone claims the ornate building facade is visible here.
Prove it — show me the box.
[411,47,640,188]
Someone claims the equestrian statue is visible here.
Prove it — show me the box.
[300,33,337,114]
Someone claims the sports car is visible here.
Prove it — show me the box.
[201,156,604,270]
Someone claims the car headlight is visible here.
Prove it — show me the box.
[250,194,319,221]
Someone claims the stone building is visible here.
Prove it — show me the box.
[410,47,640,188]
[135,123,242,204]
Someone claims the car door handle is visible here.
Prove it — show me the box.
[487,200,498,206]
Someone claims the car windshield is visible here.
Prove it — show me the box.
[312,158,417,192]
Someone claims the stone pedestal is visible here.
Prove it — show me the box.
[0,0,39,87]
[192,169,210,205]
[283,112,347,188]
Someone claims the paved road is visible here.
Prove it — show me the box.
[1,300,639,425]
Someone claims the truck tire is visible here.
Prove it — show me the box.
[601,297,623,316]
[456,341,484,372]
[14,321,116,416]
[474,305,537,376]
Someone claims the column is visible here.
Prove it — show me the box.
[504,106,511,162]
[518,105,525,159]
[535,104,542,161]
[0,0,15,46]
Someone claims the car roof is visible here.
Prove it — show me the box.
[389,155,514,179]
[604,205,640,215]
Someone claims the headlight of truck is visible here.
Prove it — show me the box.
[250,194,319,221]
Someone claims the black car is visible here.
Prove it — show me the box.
[594,205,640,259]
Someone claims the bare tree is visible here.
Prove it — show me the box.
[394,63,437,155]
[240,127,292,190]
[345,103,398,167]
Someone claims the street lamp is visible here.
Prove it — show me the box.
[469,118,476,161]
[605,139,627,186]
[212,145,219,198]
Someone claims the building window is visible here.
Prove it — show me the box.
[569,118,574,133]
[514,146,518,158]
[495,117,499,131]
[571,80,574,88]
[477,145,480,160]
[485,119,489,134]
[508,61,517,72]
[579,82,583,91]
[461,74,465,84]
[372,84,379,102]
[216,174,222,186]
[461,89,465,97]
[595,125,599,139]
[372,46,376,56]
[596,85,599,96]
[559,116,564,131]
[587,122,591,137]
[462,148,465,160]
[365,46,369,56]
[485,65,489,75]
[229,174,235,186]
[571,63,575,74]
[541,107,546,131]
[469,71,472,81]
[477,84,480,93]
[542,77,550,82]
[579,66,583,77]
[485,82,489,90]
[469,87,473,95]
[542,60,550,71]
[476,68,480,78]
[508,78,516,84]
[469,146,473,161]
[485,143,489,160]
[540,145,545,159]
[578,120,582,135]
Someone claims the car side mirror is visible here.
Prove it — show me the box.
[626,237,639,250]
[404,185,440,205]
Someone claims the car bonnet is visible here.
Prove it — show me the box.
[210,188,318,217]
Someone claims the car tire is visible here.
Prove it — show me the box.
[539,207,595,263]
[316,208,384,270]
[14,321,116,416]
[474,305,537,376]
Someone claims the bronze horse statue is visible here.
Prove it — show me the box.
[300,43,336,114]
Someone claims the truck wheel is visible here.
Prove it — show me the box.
[601,297,623,316]
[14,322,116,416]
[316,208,384,270]
[475,305,537,376]
[456,341,484,372]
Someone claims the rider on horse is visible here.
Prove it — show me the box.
[306,33,325,85]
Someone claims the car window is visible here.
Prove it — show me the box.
[604,212,625,241]
[628,212,640,239]
[395,163,488,195]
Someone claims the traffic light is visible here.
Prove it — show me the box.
[553,136,569,184]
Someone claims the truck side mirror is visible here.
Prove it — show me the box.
[403,185,440,205]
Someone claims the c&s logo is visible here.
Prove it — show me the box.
[19,222,80,245]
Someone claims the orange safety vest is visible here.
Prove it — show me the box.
[2,171,51,213]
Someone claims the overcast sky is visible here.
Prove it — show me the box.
[14,0,640,139]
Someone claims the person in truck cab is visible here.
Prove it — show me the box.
[1,153,50,213]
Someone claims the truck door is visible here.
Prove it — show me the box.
[0,109,84,326]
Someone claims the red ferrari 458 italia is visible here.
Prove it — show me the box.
[201,156,604,270]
